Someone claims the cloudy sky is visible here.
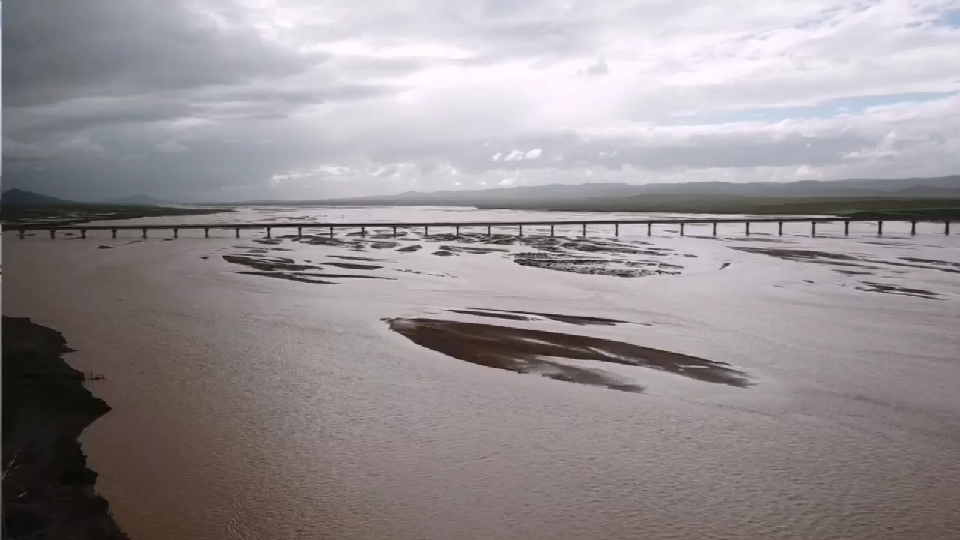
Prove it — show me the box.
[3,1,960,201]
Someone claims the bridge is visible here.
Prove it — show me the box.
[4,216,953,239]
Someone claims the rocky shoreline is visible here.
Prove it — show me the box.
[2,316,128,539]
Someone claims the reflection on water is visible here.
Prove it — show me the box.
[4,206,960,540]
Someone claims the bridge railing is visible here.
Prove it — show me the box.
[3,216,952,239]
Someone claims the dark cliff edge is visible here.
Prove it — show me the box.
[2,316,128,539]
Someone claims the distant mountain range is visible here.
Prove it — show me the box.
[0,189,179,206]
[4,175,959,211]
[0,188,74,206]
[230,175,960,207]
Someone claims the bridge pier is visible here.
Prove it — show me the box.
[13,218,945,243]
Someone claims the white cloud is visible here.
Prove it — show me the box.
[491,152,502,161]
[499,178,514,186]
[524,148,542,159]
[502,149,525,161]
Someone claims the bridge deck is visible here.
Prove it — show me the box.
[2,215,952,231]
[3,216,951,239]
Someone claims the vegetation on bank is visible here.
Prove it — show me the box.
[1,204,233,227]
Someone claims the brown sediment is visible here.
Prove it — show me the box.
[298,235,366,250]
[385,318,751,392]
[396,245,422,252]
[438,245,509,255]
[236,271,336,284]
[855,281,941,300]
[448,309,532,321]
[453,308,639,327]
[222,254,320,272]
[238,270,392,282]
[324,262,384,270]
[898,257,960,269]
[513,252,681,277]
[330,255,384,262]
[834,269,873,276]
[730,247,860,262]
[433,250,456,257]
[2,316,129,539]
[731,246,960,275]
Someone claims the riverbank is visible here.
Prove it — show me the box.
[1,204,233,227]
[2,316,128,539]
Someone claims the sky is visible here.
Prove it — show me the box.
[3,0,960,202]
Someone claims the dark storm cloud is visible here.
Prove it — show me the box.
[3,0,321,108]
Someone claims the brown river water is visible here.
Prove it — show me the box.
[4,206,960,540]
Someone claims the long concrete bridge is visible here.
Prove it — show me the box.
[4,216,953,240]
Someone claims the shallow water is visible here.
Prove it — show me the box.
[4,207,960,540]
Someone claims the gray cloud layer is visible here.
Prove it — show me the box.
[4,0,960,201]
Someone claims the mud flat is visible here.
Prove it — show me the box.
[223,252,388,284]
[447,308,639,327]
[216,231,699,285]
[854,281,942,300]
[2,316,128,539]
[385,317,751,392]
